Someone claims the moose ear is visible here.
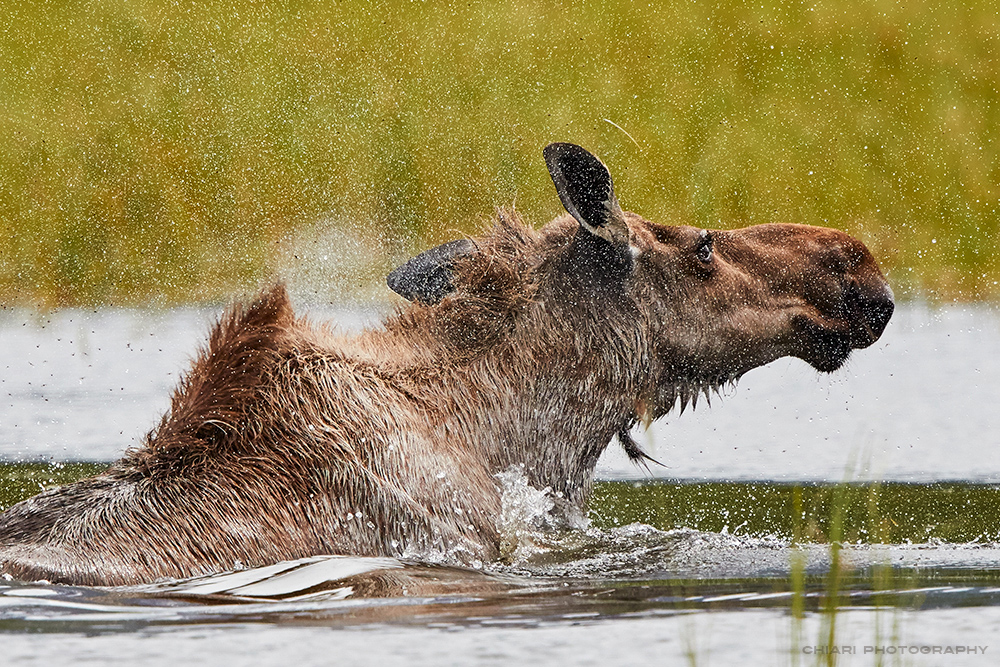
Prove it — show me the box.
[543,143,628,246]
[386,239,475,304]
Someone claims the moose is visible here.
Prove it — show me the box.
[0,144,893,586]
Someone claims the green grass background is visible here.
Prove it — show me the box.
[2,466,998,545]
[592,480,1000,544]
[1,0,997,306]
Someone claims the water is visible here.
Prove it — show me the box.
[1,301,999,665]
[1,533,998,665]
[3,301,998,480]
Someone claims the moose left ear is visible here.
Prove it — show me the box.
[386,239,475,305]
[543,143,629,247]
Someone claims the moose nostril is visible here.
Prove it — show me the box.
[865,295,894,338]
[855,284,894,341]
[845,281,894,344]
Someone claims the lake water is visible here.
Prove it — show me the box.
[3,300,998,481]
[1,300,998,665]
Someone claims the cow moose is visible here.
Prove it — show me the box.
[0,143,894,586]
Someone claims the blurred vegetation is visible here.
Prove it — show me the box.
[0,463,107,510]
[1,0,997,306]
[592,480,1000,544]
[2,467,999,547]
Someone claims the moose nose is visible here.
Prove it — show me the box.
[847,282,894,347]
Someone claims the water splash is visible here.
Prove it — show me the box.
[495,464,560,562]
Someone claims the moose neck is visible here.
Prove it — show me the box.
[376,220,650,510]
[469,348,640,510]
[442,247,646,509]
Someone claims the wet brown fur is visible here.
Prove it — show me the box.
[0,208,892,586]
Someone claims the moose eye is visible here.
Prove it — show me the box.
[696,231,713,263]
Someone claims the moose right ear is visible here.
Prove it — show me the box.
[543,143,629,247]
[386,239,475,305]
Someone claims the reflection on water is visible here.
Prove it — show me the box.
[2,527,1000,625]
[2,606,998,667]
[2,525,1000,667]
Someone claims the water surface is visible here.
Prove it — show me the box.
[1,301,998,665]
[2,301,997,480]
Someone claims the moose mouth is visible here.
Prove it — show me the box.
[796,283,895,373]
[797,318,855,372]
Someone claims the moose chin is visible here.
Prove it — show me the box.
[0,143,893,586]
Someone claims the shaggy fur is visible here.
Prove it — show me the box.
[0,186,893,587]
